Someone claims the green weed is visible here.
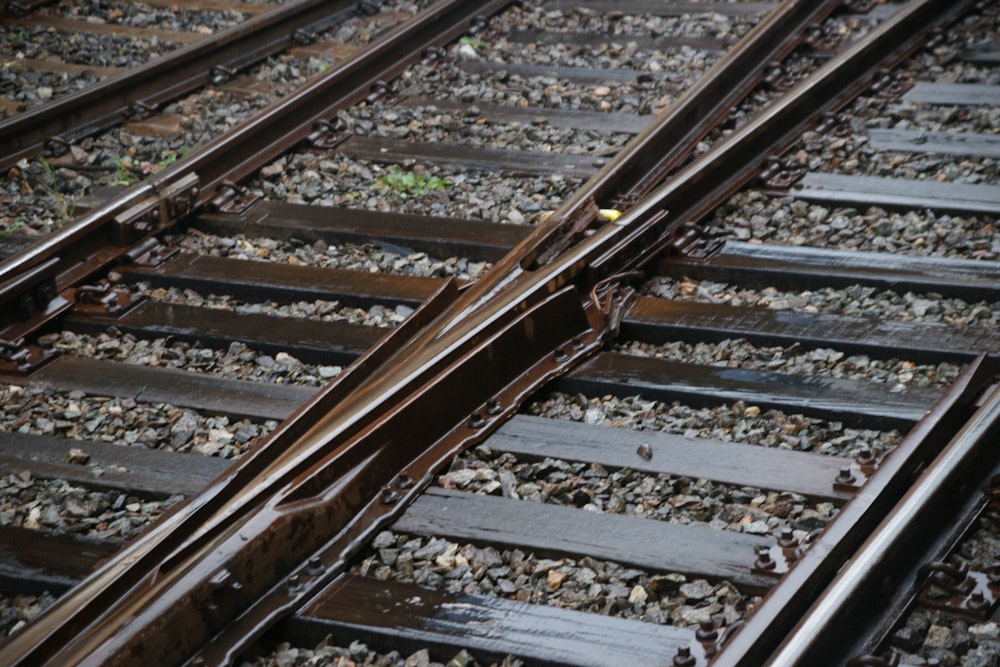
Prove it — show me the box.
[459,36,485,49]
[375,166,447,198]
[36,158,76,220]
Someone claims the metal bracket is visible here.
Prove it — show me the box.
[922,28,946,52]
[292,28,317,46]
[468,14,490,36]
[0,257,71,335]
[609,192,642,211]
[0,338,57,376]
[975,0,999,16]
[211,65,238,84]
[364,80,400,105]
[762,63,801,93]
[124,237,178,268]
[208,180,259,214]
[759,156,806,189]
[421,46,448,65]
[356,0,380,16]
[833,448,879,493]
[816,111,853,138]
[752,542,800,578]
[112,173,200,245]
[804,23,840,53]
[530,198,600,269]
[870,69,913,100]
[306,118,351,150]
[847,650,901,667]
[127,101,157,120]
[842,0,875,13]
[70,281,145,318]
[3,2,31,17]
[43,135,69,157]
[664,222,722,259]
[915,560,1000,620]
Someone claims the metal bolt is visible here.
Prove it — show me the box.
[468,15,489,34]
[696,620,718,642]
[396,473,414,489]
[967,590,991,612]
[381,488,399,504]
[485,399,503,415]
[835,467,856,485]
[778,528,798,549]
[553,348,569,362]
[754,548,776,571]
[469,413,486,428]
[306,557,324,576]
[673,646,696,667]
[288,575,302,594]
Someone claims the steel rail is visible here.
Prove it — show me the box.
[512,0,845,268]
[0,0,977,664]
[0,0,365,170]
[0,0,513,334]
[555,0,843,216]
[710,356,995,667]
[506,0,976,296]
[764,380,1000,666]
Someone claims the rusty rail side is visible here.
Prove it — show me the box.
[711,357,995,666]
[0,0,363,170]
[764,381,1000,666]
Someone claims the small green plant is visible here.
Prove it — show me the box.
[6,31,28,44]
[1,219,27,236]
[36,158,76,221]
[113,157,135,186]
[113,151,182,186]
[459,36,485,49]
[376,166,448,198]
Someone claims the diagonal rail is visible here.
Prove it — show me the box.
[760,379,1000,666]
[0,0,367,169]
[0,0,514,335]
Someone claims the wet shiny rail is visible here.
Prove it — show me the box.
[0,0,996,665]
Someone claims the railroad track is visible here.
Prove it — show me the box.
[0,0,998,665]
